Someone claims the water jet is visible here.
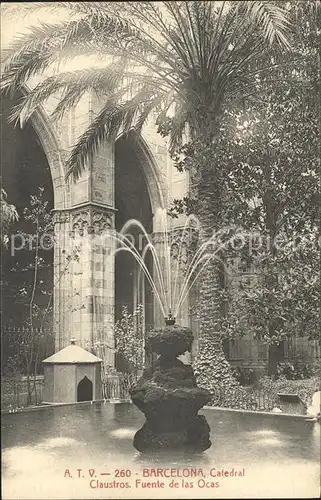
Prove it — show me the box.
[110,211,236,453]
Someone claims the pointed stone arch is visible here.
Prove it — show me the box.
[115,130,167,217]
[20,84,70,210]
[133,133,167,214]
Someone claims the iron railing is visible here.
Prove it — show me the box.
[2,325,55,375]
[2,375,44,409]
[102,376,277,412]
[1,373,309,414]
[209,386,275,411]
[102,373,139,400]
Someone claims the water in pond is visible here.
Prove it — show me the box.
[2,403,320,499]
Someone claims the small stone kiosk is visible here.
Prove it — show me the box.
[43,339,102,404]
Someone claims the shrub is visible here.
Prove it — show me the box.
[276,357,314,380]
[255,374,320,407]
[231,366,256,386]
[113,305,145,374]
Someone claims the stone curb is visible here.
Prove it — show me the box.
[2,400,316,420]
[203,405,317,420]
[1,398,130,414]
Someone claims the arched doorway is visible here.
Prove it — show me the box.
[77,376,93,402]
[114,135,155,371]
[1,92,55,372]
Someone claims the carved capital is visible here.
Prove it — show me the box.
[151,231,166,244]
[170,227,199,246]
[70,205,114,237]
[52,211,71,225]
[150,228,198,273]
[91,209,113,234]
[151,228,198,250]
[170,228,200,272]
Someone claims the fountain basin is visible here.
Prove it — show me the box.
[2,402,320,499]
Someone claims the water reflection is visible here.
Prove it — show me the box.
[38,436,81,449]
[110,428,137,439]
[2,403,320,499]
[134,450,211,467]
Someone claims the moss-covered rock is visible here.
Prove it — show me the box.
[146,325,193,357]
[130,325,211,453]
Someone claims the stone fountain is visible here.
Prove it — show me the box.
[130,316,211,453]
[110,211,229,453]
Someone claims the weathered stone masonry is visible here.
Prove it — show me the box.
[27,89,191,364]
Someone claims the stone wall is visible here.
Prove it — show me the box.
[21,85,191,362]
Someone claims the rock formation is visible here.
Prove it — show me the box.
[130,325,211,453]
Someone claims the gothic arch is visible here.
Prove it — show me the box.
[136,134,167,213]
[20,84,69,210]
[115,130,166,216]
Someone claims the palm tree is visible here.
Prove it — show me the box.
[1,1,291,396]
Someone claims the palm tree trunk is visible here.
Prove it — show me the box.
[190,137,239,401]
[195,260,238,385]
[194,222,239,401]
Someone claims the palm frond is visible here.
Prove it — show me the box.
[2,18,79,63]
[51,87,88,123]
[239,1,291,48]
[7,61,127,126]
[1,3,64,19]
[2,0,292,179]
[2,11,140,95]
[1,2,122,20]
[66,87,163,180]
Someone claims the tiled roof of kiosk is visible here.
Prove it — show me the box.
[43,341,102,364]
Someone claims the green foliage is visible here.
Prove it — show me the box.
[2,187,55,393]
[3,187,54,329]
[167,196,195,219]
[113,305,145,374]
[2,353,24,379]
[174,1,320,351]
[276,358,315,380]
[1,188,19,247]
[2,1,290,179]
[147,325,193,358]
[3,326,55,377]
[254,374,320,407]
[2,187,80,382]
[224,2,319,346]
[236,250,319,343]
[231,366,256,386]
[1,1,300,390]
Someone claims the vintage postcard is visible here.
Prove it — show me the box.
[1,2,320,499]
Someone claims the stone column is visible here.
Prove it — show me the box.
[150,231,169,328]
[53,210,73,349]
[169,226,199,328]
[53,95,116,365]
[169,229,189,327]
[69,205,115,355]
[53,206,116,357]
